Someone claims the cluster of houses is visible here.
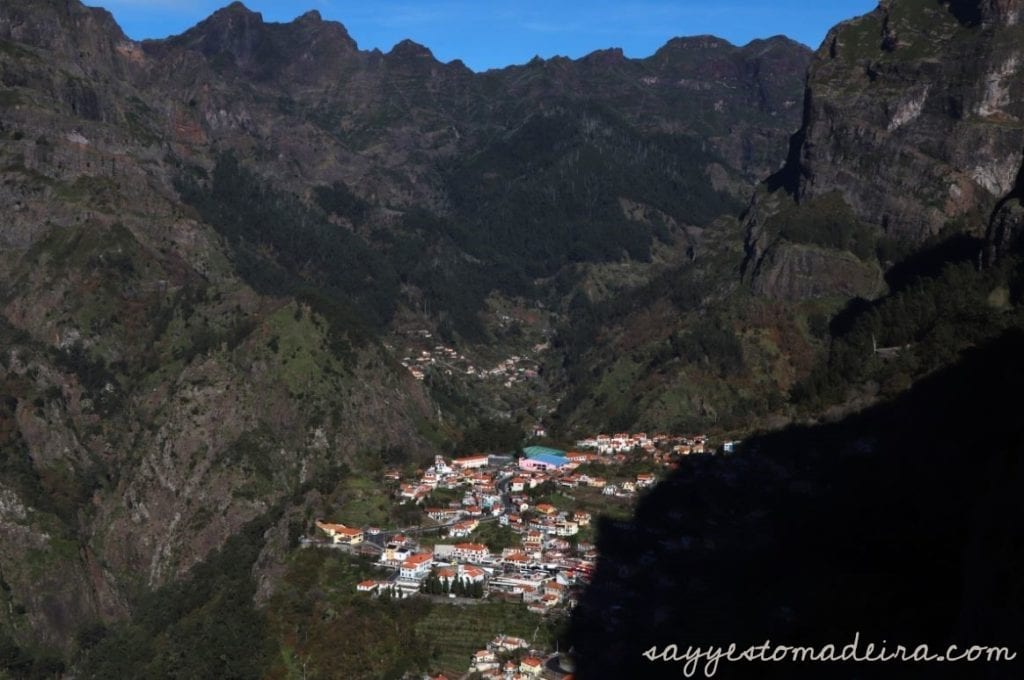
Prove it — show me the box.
[465,635,551,678]
[399,342,470,381]
[356,443,692,611]
[313,433,714,646]
[511,446,660,498]
[348,529,584,615]
[305,426,720,680]
[478,354,541,388]
[392,453,505,506]
[395,328,542,387]
[574,431,707,456]
[314,432,714,677]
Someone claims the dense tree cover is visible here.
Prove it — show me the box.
[267,551,435,677]
[313,180,369,224]
[456,418,524,456]
[555,261,713,377]
[550,256,746,433]
[443,106,735,276]
[175,154,399,341]
[0,400,40,509]
[51,342,124,417]
[669,320,746,379]
[421,574,485,598]
[0,630,65,680]
[766,191,877,260]
[376,208,507,340]
[376,104,741,339]
[77,513,277,679]
[792,253,1024,409]
[177,104,742,345]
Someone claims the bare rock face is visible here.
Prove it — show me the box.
[0,0,127,72]
[750,243,882,300]
[744,0,1024,298]
[981,0,1024,26]
[798,0,1024,238]
[986,196,1024,261]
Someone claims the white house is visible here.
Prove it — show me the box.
[452,455,489,469]
[400,552,433,580]
[458,564,488,583]
[452,542,489,563]
[449,519,479,538]
[554,521,579,537]
[314,521,364,545]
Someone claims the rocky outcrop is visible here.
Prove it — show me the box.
[986,195,1024,261]
[0,0,128,75]
[744,0,1024,298]
[750,242,882,300]
[980,0,1024,26]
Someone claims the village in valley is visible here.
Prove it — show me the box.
[305,430,711,679]
[394,328,547,388]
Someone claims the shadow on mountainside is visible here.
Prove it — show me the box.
[568,329,1024,679]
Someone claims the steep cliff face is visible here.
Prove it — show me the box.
[0,0,129,75]
[745,0,1024,299]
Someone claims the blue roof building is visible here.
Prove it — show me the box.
[521,446,570,471]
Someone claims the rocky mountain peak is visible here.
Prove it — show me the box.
[218,1,262,19]
[655,35,734,55]
[170,1,267,63]
[289,9,357,52]
[0,0,127,70]
[386,38,436,61]
[741,34,809,55]
[158,2,360,81]
[580,47,626,66]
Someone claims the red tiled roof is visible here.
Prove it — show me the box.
[403,552,433,567]
[454,542,487,552]
[316,521,362,536]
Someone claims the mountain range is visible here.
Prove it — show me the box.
[0,0,1022,677]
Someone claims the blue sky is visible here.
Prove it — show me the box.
[99,0,878,71]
